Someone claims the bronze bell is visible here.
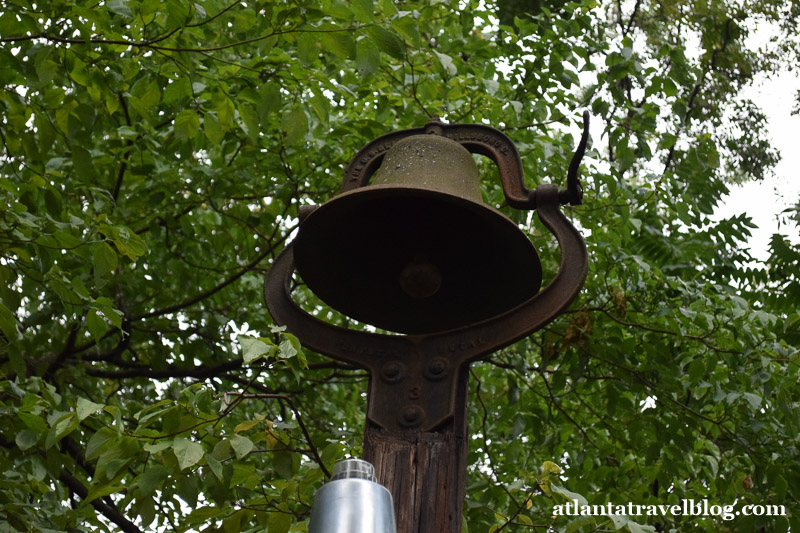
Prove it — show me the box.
[292,131,543,335]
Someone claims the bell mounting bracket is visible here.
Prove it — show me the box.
[264,113,590,433]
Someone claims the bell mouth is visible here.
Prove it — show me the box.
[292,185,542,335]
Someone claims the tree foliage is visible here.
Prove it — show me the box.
[1,0,798,531]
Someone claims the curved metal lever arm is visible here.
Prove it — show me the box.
[560,110,590,206]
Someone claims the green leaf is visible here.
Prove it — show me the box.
[205,453,224,482]
[92,242,118,280]
[16,429,39,451]
[18,412,48,435]
[84,482,125,506]
[234,419,260,433]
[173,438,204,470]
[565,516,597,533]
[662,77,678,97]
[0,302,20,342]
[625,518,657,532]
[164,78,192,105]
[321,31,356,59]
[609,514,628,529]
[45,412,78,449]
[230,434,254,459]
[267,506,293,533]
[77,397,105,421]
[391,16,420,46]
[297,32,319,64]
[365,26,404,59]
[240,336,272,364]
[542,461,562,475]
[135,465,172,496]
[687,358,704,382]
[174,109,200,140]
[273,450,295,479]
[94,297,123,329]
[277,339,297,360]
[44,187,63,216]
[309,94,330,126]
[281,106,308,145]
[86,309,109,341]
[117,125,138,139]
[743,392,762,410]
[144,441,173,454]
[185,506,225,525]
[95,437,139,480]
[71,145,96,180]
[98,224,147,260]
[433,50,457,76]
[352,0,373,22]
[550,483,588,506]
[214,93,236,130]
[320,442,344,467]
[107,0,133,18]
[87,428,118,461]
[204,112,225,144]
[238,103,260,140]
[356,39,380,77]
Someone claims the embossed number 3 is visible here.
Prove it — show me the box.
[408,386,421,400]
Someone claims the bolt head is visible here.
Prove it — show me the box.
[381,361,404,383]
[399,405,423,427]
[424,357,449,381]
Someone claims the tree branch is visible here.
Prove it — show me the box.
[664,18,734,174]
[59,468,143,533]
[132,230,291,321]
[113,93,134,202]
[86,358,243,379]
[623,0,643,37]
[186,0,243,28]
[43,322,81,380]
[537,367,599,449]
[222,391,331,478]
[0,26,357,53]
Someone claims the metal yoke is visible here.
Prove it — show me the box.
[264,114,590,433]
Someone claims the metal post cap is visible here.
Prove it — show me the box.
[330,458,377,482]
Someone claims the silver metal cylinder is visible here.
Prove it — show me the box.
[308,459,397,533]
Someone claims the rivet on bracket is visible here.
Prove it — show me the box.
[380,361,405,384]
[399,405,424,427]
[424,357,449,381]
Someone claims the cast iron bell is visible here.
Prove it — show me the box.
[264,113,590,431]
[293,131,542,335]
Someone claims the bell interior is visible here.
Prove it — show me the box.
[293,186,542,335]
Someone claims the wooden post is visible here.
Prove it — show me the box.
[363,366,470,533]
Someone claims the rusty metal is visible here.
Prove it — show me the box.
[265,185,586,432]
[292,132,542,335]
[342,118,535,209]
[342,112,590,209]
[562,111,590,206]
[264,114,590,432]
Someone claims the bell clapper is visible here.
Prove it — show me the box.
[399,256,442,299]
